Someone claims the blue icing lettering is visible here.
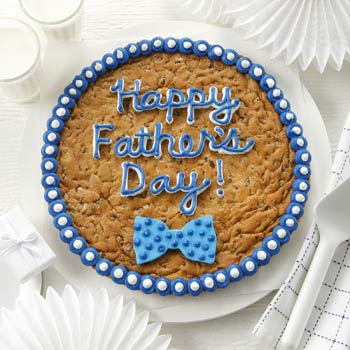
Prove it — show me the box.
[110,78,241,126]
[112,122,254,159]
[121,161,211,216]
[120,162,146,196]
[149,171,211,216]
[92,124,114,159]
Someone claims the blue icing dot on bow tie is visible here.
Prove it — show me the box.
[176,231,183,238]
[145,242,153,250]
[145,218,152,225]
[205,221,212,228]
[143,229,150,237]
[158,223,166,231]
[188,249,195,257]
[158,245,166,253]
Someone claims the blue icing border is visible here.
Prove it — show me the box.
[41,37,311,297]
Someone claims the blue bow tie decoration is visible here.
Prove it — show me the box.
[133,215,217,265]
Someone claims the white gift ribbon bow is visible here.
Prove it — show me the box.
[0,230,39,261]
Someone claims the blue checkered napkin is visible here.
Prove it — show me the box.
[254,113,350,350]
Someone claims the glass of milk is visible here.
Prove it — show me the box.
[19,0,84,40]
[0,18,41,102]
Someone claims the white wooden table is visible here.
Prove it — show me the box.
[1,1,350,349]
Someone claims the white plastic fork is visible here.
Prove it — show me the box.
[280,176,350,350]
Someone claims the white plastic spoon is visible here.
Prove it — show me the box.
[280,176,350,350]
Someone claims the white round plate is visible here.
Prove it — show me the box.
[21,22,332,323]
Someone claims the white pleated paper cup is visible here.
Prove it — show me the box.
[19,0,84,41]
[0,18,41,102]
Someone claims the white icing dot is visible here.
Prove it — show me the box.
[198,43,207,52]
[48,190,58,199]
[297,138,305,147]
[286,113,294,120]
[85,70,93,79]
[183,41,192,49]
[241,59,250,68]
[174,282,184,293]
[226,52,235,61]
[45,161,54,170]
[190,281,200,292]
[85,251,95,261]
[301,153,309,162]
[51,120,60,129]
[73,239,83,249]
[216,273,226,283]
[267,240,278,250]
[157,280,167,291]
[141,43,148,51]
[106,57,113,64]
[45,145,55,155]
[286,218,295,227]
[129,45,137,54]
[292,127,301,135]
[47,133,57,142]
[46,176,55,185]
[58,216,68,226]
[154,39,162,48]
[61,96,70,105]
[167,39,176,49]
[213,46,222,56]
[279,100,288,109]
[230,267,240,278]
[273,89,281,97]
[300,166,309,175]
[95,63,102,71]
[127,274,138,285]
[299,182,308,191]
[53,203,63,212]
[266,78,275,88]
[113,268,124,279]
[292,206,301,214]
[204,277,214,288]
[116,50,123,59]
[276,228,286,238]
[245,261,255,272]
[257,250,267,260]
[253,67,263,77]
[142,278,153,289]
[295,193,305,202]
[99,262,109,272]
[75,80,83,88]
[64,229,73,238]
[69,88,77,95]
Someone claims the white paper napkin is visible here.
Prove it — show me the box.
[0,206,56,283]
[254,113,350,349]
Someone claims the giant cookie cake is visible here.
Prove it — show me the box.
[41,37,311,296]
